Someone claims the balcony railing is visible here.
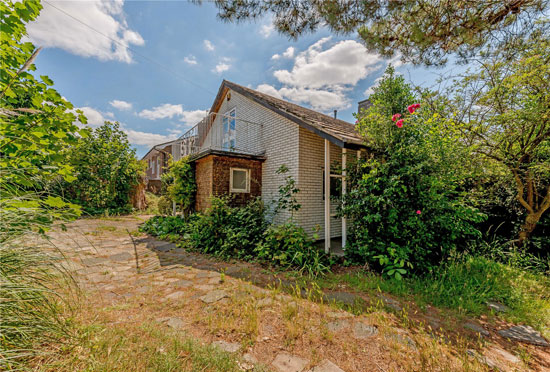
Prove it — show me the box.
[178,112,264,158]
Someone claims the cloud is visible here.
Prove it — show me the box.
[124,128,177,147]
[180,109,209,126]
[256,84,283,99]
[109,99,132,111]
[273,37,382,90]
[204,39,215,51]
[138,103,184,120]
[282,47,295,58]
[260,24,274,38]
[138,104,207,126]
[259,38,385,110]
[26,0,144,63]
[79,106,107,127]
[213,61,231,74]
[183,55,197,65]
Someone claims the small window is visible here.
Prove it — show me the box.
[230,168,250,193]
[222,108,236,150]
[322,170,341,199]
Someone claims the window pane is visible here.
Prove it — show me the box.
[232,170,247,190]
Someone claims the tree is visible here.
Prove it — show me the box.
[205,0,548,65]
[1,0,85,235]
[165,157,196,217]
[60,122,145,214]
[446,31,550,246]
[345,68,484,277]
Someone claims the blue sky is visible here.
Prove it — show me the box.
[26,1,463,157]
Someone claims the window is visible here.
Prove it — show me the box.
[230,168,250,193]
[322,170,341,199]
[222,108,236,150]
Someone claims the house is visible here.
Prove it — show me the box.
[142,80,367,253]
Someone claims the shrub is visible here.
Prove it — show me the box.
[345,67,485,278]
[188,197,267,260]
[157,195,173,216]
[165,157,196,217]
[139,215,189,241]
[256,223,330,276]
[59,122,145,215]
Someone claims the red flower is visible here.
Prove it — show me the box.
[391,113,401,122]
[396,119,404,128]
[407,103,421,114]
[416,210,422,215]
[355,120,358,124]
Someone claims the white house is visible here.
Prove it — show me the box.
[143,80,368,253]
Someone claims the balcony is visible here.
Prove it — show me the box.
[178,112,264,158]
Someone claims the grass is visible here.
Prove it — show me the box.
[33,321,267,372]
[316,256,550,337]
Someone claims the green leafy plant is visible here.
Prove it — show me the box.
[274,164,301,217]
[345,67,485,277]
[256,223,330,276]
[58,122,145,215]
[164,157,196,218]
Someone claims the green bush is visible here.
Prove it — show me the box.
[345,67,485,277]
[256,223,330,276]
[188,197,267,260]
[157,195,173,216]
[139,215,189,241]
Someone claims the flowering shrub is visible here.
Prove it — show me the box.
[345,67,485,277]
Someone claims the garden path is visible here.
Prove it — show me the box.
[46,216,548,371]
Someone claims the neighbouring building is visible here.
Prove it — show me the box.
[142,80,368,253]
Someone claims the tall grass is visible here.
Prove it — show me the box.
[0,175,79,370]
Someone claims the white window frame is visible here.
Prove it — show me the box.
[229,167,250,193]
[222,108,236,150]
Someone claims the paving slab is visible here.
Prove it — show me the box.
[308,360,345,372]
[326,319,350,332]
[353,323,378,339]
[463,322,489,337]
[173,279,193,288]
[165,291,186,301]
[272,352,309,372]
[199,290,228,304]
[498,325,549,346]
[212,340,241,353]
[486,301,509,313]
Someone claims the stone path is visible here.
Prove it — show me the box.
[42,216,549,372]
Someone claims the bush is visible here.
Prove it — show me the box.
[60,122,144,215]
[188,197,267,260]
[345,67,485,277]
[157,195,173,216]
[139,215,189,241]
[256,223,330,276]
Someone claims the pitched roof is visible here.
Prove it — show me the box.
[211,80,366,149]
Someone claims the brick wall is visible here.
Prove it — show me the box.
[194,154,263,211]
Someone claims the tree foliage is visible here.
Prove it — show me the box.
[207,0,548,65]
[165,157,196,217]
[344,68,485,277]
[60,122,144,215]
[444,31,550,246]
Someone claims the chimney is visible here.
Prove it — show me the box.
[357,99,372,117]
[333,110,337,119]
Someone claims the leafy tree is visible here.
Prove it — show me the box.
[1,0,84,234]
[60,122,144,214]
[344,69,485,277]
[445,31,550,246]
[205,0,548,65]
[165,157,196,217]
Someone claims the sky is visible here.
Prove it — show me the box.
[25,0,463,157]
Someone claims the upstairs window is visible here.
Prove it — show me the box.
[230,167,250,193]
[222,108,236,150]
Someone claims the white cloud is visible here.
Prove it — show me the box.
[213,62,230,74]
[124,128,177,147]
[180,109,209,126]
[271,54,280,60]
[79,106,107,127]
[138,103,184,120]
[204,39,215,51]
[256,84,283,99]
[184,55,197,65]
[26,0,144,63]
[282,47,295,58]
[260,24,274,38]
[273,37,382,90]
[109,99,132,111]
